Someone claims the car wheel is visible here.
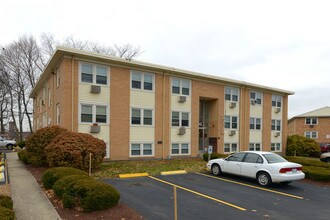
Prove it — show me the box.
[257,172,272,186]
[325,158,330,163]
[211,164,222,176]
[7,144,13,150]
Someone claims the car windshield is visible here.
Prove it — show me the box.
[262,154,287,164]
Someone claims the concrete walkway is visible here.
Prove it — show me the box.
[6,152,61,220]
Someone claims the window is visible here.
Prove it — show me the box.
[56,104,60,124]
[224,143,238,153]
[131,108,153,126]
[80,104,108,124]
[250,91,262,105]
[250,117,261,130]
[48,88,52,107]
[224,116,238,129]
[244,153,263,163]
[227,152,245,161]
[271,143,281,152]
[225,87,239,101]
[172,111,190,127]
[171,143,190,155]
[131,143,154,156]
[131,71,154,91]
[171,78,190,95]
[305,131,318,139]
[272,95,282,107]
[305,118,317,125]
[43,86,47,101]
[249,143,261,151]
[271,119,281,131]
[80,63,108,85]
[56,69,60,87]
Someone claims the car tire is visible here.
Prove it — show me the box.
[6,144,13,150]
[211,164,222,176]
[325,158,330,163]
[257,172,272,186]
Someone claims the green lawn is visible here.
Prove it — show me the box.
[93,158,206,178]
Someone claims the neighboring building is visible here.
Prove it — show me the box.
[30,47,293,160]
[288,107,330,144]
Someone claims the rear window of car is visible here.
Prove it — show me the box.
[262,154,287,164]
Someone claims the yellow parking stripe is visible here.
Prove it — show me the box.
[148,176,246,211]
[196,172,304,200]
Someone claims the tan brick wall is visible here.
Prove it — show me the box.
[240,87,250,151]
[110,66,130,160]
[262,92,272,151]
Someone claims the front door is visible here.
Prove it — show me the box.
[199,100,209,151]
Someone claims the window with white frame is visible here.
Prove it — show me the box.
[43,86,47,100]
[272,95,282,107]
[250,117,261,130]
[80,63,108,85]
[225,87,239,102]
[271,143,281,152]
[172,78,190,95]
[48,88,52,107]
[56,69,60,87]
[224,143,238,153]
[305,131,318,139]
[250,91,262,105]
[171,143,190,155]
[131,108,153,126]
[172,111,189,127]
[305,118,317,125]
[271,119,281,131]
[131,71,154,91]
[56,104,60,125]
[224,116,238,129]
[80,104,108,124]
[131,143,153,156]
[249,143,261,151]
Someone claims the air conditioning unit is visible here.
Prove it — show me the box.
[275,107,281,113]
[274,131,281,137]
[178,126,186,135]
[90,85,101,94]
[229,130,236,136]
[90,125,101,133]
[229,102,237,108]
[178,96,186,103]
[309,125,314,128]
[250,99,257,105]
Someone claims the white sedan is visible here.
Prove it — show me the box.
[206,151,305,186]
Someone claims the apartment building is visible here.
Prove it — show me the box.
[288,106,330,144]
[30,47,293,160]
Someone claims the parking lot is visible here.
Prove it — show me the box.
[104,173,330,220]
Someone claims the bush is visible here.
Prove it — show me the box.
[53,175,93,198]
[286,135,321,157]
[0,206,15,220]
[45,131,106,171]
[25,126,67,166]
[0,195,13,209]
[285,156,330,168]
[203,153,228,161]
[73,179,120,212]
[16,141,26,148]
[62,193,76,209]
[303,166,330,181]
[42,167,88,189]
[17,149,30,164]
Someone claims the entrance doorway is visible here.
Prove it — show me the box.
[199,100,209,151]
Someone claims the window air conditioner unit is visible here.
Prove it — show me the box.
[90,125,101,133]
[178,96,186,103]
[309,125,314,128]
[275,107,281,113]
[250,99,257,105]
[229,102,237,108]
[178,126,186,135]
[229,130,236,136]
[90,85,101,94]
[274,131,280,137]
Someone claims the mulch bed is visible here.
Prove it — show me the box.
[25,165,144,220]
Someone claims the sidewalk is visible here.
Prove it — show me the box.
[6,152,61,220]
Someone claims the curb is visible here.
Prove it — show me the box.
[161,170,187,176]
[119,173,149,178]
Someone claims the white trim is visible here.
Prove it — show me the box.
[170,142,191,156]
[224,143,239,153]
[129,142,155,157]
[130,70,155,92]
[171,111,191,128]
[79,61,110,86]
[130,106,154,127]
[171,77,191,96]
[79,102,110,125]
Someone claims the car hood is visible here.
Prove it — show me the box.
[5,140,16,144]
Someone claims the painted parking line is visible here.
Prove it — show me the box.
[148,176,247,211]
[196,172,304,200]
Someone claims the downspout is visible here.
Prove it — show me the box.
[71,56,75,131]
[162,71,166,160]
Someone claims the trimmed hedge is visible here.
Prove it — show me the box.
[286,135,321,158]
[285,156,330,168]
[203,153,228,161]
[53,175,93,198]
[42,167,88,189]
[0,206,15,220]
[45,131,106,171]
[0,195,13,209]
[17,149,30,164]
[62,193,76,209]
[302,166,330,181]
[25,126,67,166]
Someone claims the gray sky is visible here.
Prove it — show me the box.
[1,0,330,118]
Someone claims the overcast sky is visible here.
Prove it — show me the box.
[1,0,330,118]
